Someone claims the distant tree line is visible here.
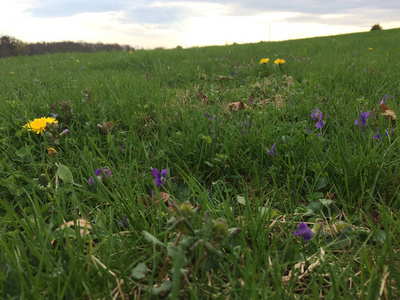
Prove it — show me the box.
[0,35,134,58]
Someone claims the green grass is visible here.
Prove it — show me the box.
[1,28,400,299]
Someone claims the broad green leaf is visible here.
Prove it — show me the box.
[150,280,172,296]
[371,229,386,242]
[167,245,188,267]
[57,164,74,183]
[131,263,150,280]
[142,230,166,247]
[237,195,246,205]
[201,135,212,144]
[319,199,332,207]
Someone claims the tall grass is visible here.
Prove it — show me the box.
[1,28,400,299]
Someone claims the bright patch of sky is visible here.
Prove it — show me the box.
[1,0,399,48]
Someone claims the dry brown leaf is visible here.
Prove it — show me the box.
[258,99,273,106]
[62,219,92,237]
[380,101,397,121]
[226,101,249,112]
[198,91,214,105]
[141,192,171,207]
[215,76,234,81]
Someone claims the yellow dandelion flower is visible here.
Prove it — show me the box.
[46,147,58,156]
[369,47,373,51]
[129,51,133,54]
[23,117,58,134]
[76,60,80,62]
[10,72,15,74]
[274,59,286,65]
[50,66,54,68]
[259,58,269,64]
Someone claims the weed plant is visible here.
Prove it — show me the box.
[1,29,400,299]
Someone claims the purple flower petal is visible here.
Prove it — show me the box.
[103,168,112,178]
[294,222,315,242]
[152,168,167,188]
[88,177,95,185]
[315,121,325,129]
[268,143,277,157]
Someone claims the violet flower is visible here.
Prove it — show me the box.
[119,217,128,228]
[310,107,322,122]
[268,143,277,157]
[310,107,325,129]
[152,168,167,188]
[382,94,387,104]
[88,177,95,185]
[60,129,69,135]
[94,168,112,177]
[294,222,315,242]
[354,111,371,130]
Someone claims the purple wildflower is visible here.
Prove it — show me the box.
[386,127,396,135]
[204,113,215,120]
[354,111,371,130]
[310,107,325,129]
[51,113,58,119]
[268,143,277,157]
[103,168,112,178]
[88,177,95,185]
[294,222,315,242]
[119,217,128,228]
[152,168,167,188]
[310,107,322,121]
[249,98,254,105]
[382,94,387,104]
[315,120,325,129]
[93,168,112,178]
[60,129,69,135]
[121,145,126,152]
[373,134,383,140]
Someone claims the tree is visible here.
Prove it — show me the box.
[370,24,382,31]
[0,35,17,58]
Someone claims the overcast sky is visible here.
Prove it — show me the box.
[1,0,399,49]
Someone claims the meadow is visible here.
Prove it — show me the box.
[1,28,400,299]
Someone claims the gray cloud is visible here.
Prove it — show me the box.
[26,0,132,17]
[26,0,400,20]
[123,6,190,25]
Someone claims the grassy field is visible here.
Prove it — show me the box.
[1,28,400,299]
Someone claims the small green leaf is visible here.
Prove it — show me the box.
[237,195,246,205]
[142,230,166,247]
[204,161,214,167]
[57,164,74,183]
[319,198,332,207]
[95,209,108,231]
[371,229,386,242]
[314,178,327,191]
[41,202,53,213]
[306,201,322,213]
[167,245,188,267]
[150,280,172,296]
[131,263,150,280]
[201,135,212,144]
